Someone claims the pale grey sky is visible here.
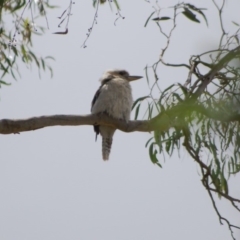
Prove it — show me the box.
[0,1,239,240]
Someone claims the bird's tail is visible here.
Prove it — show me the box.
[102,137,113,160]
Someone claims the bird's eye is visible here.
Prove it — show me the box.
[119,71,127,76]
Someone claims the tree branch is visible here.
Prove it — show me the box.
[2,101,240,135]
[0,113,172,134]
[193,46,240,98]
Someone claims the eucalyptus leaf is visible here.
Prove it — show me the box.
[152,17,171,21]
[182,8,200,23]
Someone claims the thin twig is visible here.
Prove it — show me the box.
[81,0,100,48]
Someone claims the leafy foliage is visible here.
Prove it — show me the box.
[133,2,240,239]
[145,2,207,28]
[0,0,54,87]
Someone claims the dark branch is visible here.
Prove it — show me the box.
[193,46,240,98]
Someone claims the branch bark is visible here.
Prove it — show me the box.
[1,101,240,135]
[0,113,172,134]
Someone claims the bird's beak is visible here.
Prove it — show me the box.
[128,76,143,81]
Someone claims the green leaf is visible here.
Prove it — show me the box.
[94,0,120,9]
[113,0,120,10]
[178,83,189,98]
[156,163,162,168]
[21,45,29,63]
[172,92,183,102]
[47,66,53,78]
[147,102,154,120]
[0,62,9,77]
[165,140,171,154]
[93,0,97,7]
[182,8,200,23]
[134,104,141,120]
[149,143,161,167]
[0,80,11,86]
[144,11,155,27]
[225,127,233,150]
[154,130,160,144]
[10,68,17,80]
[186,4,208,26]
[11,46,18,56]
[220,172,228,194]
[145,137,154,148]
[230,163,240,175]
[38,1,45,15]
[158,83,175,104]
[232,21,240,26]
[144,65,150,86]
[152,17,171,21]
[29,51,40,68]
[132,96,149,110]
[45,56,55,61]
[41,58,45,70]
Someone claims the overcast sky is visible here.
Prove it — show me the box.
[0,0,240,240]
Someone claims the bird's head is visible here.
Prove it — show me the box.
[100,69,142,83]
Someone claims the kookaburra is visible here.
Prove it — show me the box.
[91,69,142,160]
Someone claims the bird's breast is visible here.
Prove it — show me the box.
[91,79,133,120]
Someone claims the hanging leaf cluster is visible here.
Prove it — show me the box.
[0,0,55,87]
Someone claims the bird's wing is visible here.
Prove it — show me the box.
[91,87,101,111]
[91,78,112,110]
[91,78,112,141]
[91,86,102,141]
